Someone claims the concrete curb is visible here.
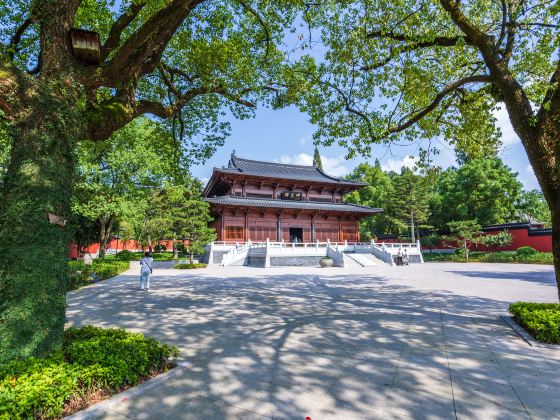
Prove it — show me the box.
[64,360,192,419]
[500,315,559,349]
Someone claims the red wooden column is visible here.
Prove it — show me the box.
[338,217,342,243]
[244,211,249,242]
[356,220,360,242]
[220,211,225,241]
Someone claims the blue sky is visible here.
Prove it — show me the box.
[190,104,540,191]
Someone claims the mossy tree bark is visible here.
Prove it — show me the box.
[0,80,81,361]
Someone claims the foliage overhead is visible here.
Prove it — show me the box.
[287,0,560,164]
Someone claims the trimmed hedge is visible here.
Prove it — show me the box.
[106,251,182,262]
[509,302,560,344]
[174,263,207,269]
[0,326,179,419]
[423,249,553,264]
[67,260,130,291]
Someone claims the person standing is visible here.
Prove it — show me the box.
[139,251,153,291]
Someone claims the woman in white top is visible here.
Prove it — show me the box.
[139,251,153,291]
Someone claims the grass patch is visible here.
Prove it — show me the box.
[509,302,560,344]
[174,263,207,269]
[0,325,179,419]
[423,249,553,264]
[67,260,130,291]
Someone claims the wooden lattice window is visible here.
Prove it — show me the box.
[225,226,244,240]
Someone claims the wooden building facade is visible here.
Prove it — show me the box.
[203,153,381,243]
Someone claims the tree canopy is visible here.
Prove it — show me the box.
[516,190,552,225]
[290,1,559,169]
[430,158,522,227]
[72,117,185,257]
[347,156,546,239]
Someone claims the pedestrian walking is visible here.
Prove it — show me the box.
[139,251,153,291]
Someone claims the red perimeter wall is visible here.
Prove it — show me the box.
[69,238,184,259]
[379,223,552,253]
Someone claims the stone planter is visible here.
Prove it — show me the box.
[320,257,333,268]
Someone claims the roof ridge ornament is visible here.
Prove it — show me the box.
[228,150,237,169]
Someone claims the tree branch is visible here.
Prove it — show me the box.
[366,30,473,47]
[100,0,204,87]
[438,0,495,54]
[101,1,146,60]
[502,1,516,63]
[237,0,270,62]
[84,84,257,141]
[8,18,32,60]
[385,75,493,135]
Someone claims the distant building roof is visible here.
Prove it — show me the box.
[214,153,367,186]
[205,195,381,214]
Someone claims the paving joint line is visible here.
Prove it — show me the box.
[381,310,415,416]
[474,316,533,419]
[440,307,458,420]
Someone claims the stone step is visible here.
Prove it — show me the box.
[346,253,380,266]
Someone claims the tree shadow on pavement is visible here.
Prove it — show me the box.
[65,269,560,419]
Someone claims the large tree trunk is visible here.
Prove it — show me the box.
[98,215,115,259]
[516,114,560,301]
[173,236,178,259]
[549,198,560,302]
[0,85,80,363]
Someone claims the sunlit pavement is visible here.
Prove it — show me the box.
[66,262,560,419]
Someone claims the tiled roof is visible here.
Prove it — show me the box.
[215,154,367,186]
[204,195,381,214]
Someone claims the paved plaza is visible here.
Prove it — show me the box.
[66,263,560,419]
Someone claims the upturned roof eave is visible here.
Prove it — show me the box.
[210,167,368,187]
[204,195,382,214]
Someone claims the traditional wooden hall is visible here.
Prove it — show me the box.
[203,152,380,244]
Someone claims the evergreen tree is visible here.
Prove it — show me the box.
[313,147,324,171]
[147,180,216,264]
[345,162,396,237]
[388,168,431,242]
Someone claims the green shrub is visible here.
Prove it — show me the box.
[423,250,552,264]
[516,246,538,257]
[67,260,130,291]
[113,250,140,261]
[0,326,178,419]
[509,302,560,344]
[174,263,207,269]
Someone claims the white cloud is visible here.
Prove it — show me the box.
[494,107,520,146]
[199,176,209,186]
[298,136,309,145]
[381,156,418,172]
[277,153,349,177]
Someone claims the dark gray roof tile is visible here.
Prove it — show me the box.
[204,195,381,214]
[215,154,367,186]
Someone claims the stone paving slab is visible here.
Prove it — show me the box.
[66,263,560,419]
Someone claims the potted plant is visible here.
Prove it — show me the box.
[320,256,333,268]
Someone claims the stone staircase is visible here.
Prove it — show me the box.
[345,253,381,267]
